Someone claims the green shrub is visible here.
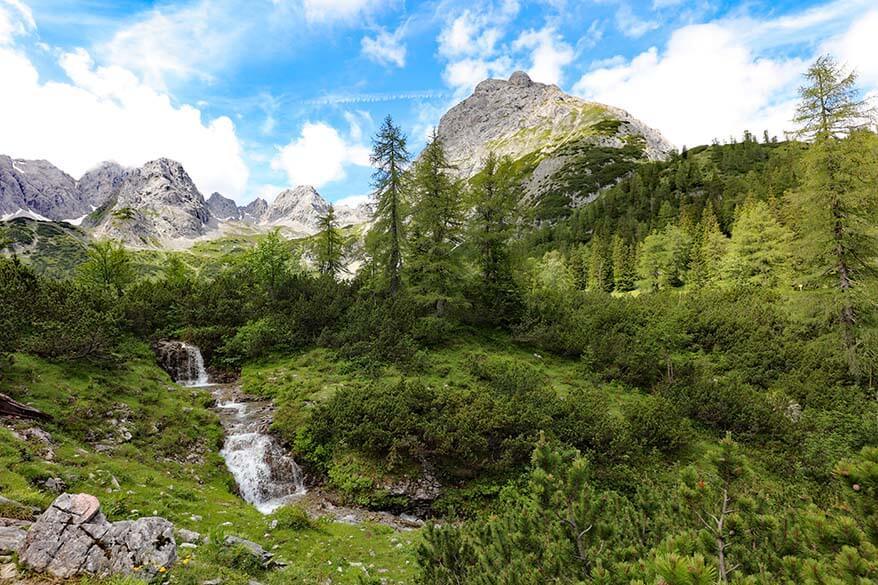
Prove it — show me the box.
[622,395,692,455]
[467,354,546,395]
[271,503,313,531]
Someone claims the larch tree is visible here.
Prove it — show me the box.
[689,202,728,287]
[722,199,792,289]
[315,204,346,278]
[407,131,465,316]
[788,55,878,362]
[468,153,521,322]
[368,115,411,295]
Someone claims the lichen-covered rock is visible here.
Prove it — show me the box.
[0,525,28,555]
[223,535,273,568]
[18,493,176,580]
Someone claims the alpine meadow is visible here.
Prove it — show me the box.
[1,1,878,584]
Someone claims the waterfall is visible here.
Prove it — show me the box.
[215,394,306,513]
[179,343,210,387]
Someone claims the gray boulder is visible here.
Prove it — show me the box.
[0,525,27,555]
[18,493,176,580]
[223,535,273,568]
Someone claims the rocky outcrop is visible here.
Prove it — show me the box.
[153,340,207,385]
[18,493,176,580]
[84,158,212,245]
[0,156,90,221]
[222,535,274,568]
[264,185,328,233]
[0,520,30,555]
[240,197,268,223]
[437,71,672,179]
[206,192,241,221]
[76,162,128,210]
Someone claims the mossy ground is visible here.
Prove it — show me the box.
[0,343,418,585]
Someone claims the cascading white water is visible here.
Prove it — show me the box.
[214,391,306,514]
[179,343,210,387]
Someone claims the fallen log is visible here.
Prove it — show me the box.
[0,392,52,421]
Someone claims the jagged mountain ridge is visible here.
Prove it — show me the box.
[2,71,673,244]
[435,71,674,217]
[1,153,372,246]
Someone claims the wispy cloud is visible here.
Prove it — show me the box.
[306,90,448,105]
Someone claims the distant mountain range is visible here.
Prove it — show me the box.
[0,155,372,247]
[1,71,672,247]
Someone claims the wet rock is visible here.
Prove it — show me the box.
[18,493,176,580]
[223,536,273,568]
[153,340,208,385]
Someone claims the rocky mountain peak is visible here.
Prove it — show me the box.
[265,185,328,230]
[84,157,210,246]
[508,70,535,87]
[206,192,241,221]
[0,155,88,221]
[437,72,673,180]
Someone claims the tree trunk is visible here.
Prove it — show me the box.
[0,393,52,421]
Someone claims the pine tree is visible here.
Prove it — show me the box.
[314,204,346,278]
[368,115,410,295]
[568,245,589,291]
[407,131,465,316]
[789,55,878,363]
[612,234,636,292]
[468,153,521,323]
[587,232,613,292]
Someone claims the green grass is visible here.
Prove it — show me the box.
[0,343,418,584]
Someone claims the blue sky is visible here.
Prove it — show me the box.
[0,0,876,206]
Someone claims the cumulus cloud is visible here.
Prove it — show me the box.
[0,0,34,45]
[572,1,878,148]
[436,1,578,95]
[573,22,809,147]
[0,45,249,198]
[361,25,406,67]
[512,27,574,85]
[821,9,878,87]
[97,0,246,91]
[271,121,371,188]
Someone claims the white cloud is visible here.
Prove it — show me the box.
[97,0,246,91]
[573,22,805,147]
[300,0,391,23]
[615,4,659,38]
[512,27,574,85]
[271,121,371,188]
[361,25,406,67]
[0,45,249,198]
[443,57,513,92]
[0,0,34,45]
[822,9,878,87]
